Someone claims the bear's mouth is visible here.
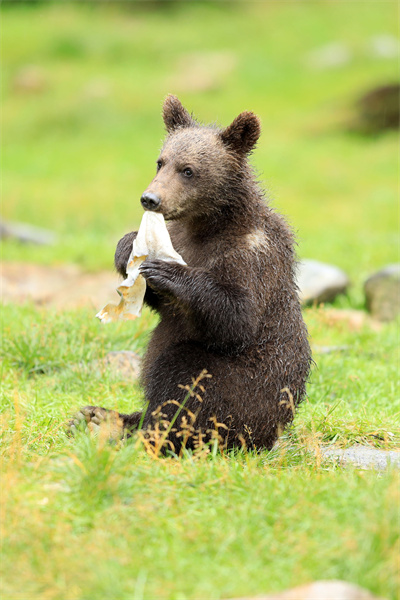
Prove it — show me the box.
[162,207,186,221]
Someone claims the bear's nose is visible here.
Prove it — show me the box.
[141,192,161,211]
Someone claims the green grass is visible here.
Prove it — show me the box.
[1,304,399,456]
[1,2,400,600]
[2,440,399,600]
[1,303,399,600]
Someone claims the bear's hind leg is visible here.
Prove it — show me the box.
[69,406,142,440]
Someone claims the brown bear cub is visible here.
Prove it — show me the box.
[77,95,312,453]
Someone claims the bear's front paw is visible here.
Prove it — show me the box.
[115,231,138,277]
[140,260,186,295]
[68,406,124,440]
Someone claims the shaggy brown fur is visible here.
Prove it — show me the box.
[80,95,312,453]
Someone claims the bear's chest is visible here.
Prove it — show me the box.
[168,226,225,270]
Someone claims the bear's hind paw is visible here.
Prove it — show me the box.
[68,406,124,440]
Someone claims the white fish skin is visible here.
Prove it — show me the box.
[96,212,185,323]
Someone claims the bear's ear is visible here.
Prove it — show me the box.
[162,95,194,132]
[220,111,261,155]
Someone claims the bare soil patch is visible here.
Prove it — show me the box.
[1,262,118,310]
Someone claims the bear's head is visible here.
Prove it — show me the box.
[140,95,261,222]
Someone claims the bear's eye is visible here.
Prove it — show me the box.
[156,160,162,172]
[182,167,193,178]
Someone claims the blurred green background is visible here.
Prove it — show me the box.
[1,6,399,600]
[2,0,398,299]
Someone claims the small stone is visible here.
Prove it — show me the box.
[0,220,56,246]
[297,259,350,305]
[228,580,386,600]
[364,264,400,322]
[368,35,399,59]
[321,445,400,471]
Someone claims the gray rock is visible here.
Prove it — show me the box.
[368,35,399,59]
[364,264,400,321]
[321,445,400,471]
[297,259,350,305]
[229,580,386,600]
[0,220,56,246]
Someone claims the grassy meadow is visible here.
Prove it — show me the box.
[1,2,399,600]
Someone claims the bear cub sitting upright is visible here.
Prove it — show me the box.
[77,95,312,453]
